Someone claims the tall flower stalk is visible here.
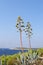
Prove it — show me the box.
[16,16,24,52]
[24,22,32,49]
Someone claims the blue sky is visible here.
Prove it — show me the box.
[0,0,43,48]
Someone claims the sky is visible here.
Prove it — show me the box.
[0,0,43,48]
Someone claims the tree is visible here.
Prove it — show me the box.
[24,22,32,49]
[16,16,24,52]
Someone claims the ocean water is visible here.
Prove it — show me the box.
[0,48,28,56]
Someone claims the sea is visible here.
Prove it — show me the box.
[0,48,28,56]
[0,48,37,56]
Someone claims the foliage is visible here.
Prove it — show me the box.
[0,48,43,65]
[16,16,24,32]
[16,16,25,52]
[37,48,43,56]
[24,22,32,36]
[24,22,32,49]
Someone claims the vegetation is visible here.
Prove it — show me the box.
[24,22,32,49]
[16,16,24,52]
[16,16,32,51]
[0,48,43,65]
[37,48,43,57]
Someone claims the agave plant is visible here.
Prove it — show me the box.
[29,50,39,64]
[24,22,32,49]
[16,16,24,52]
